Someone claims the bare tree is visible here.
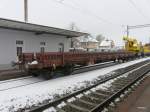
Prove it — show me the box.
[96,34,105,46]
[68,22,81,48]
[69,22,80,31]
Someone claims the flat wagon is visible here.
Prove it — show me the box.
[18,51,135,79]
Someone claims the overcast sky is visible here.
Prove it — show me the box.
[0,0,150,46]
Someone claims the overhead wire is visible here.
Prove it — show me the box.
[57,0,128,38]
[128,0,150,21]
[68,0,116,25]
[75,0,125,27]
[52,0,124,28]
[51,0,92,32]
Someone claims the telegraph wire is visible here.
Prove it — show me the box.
[128,0,150,21]
[52,0,124,28]
[69,0,125,27]
[66,0,113,25]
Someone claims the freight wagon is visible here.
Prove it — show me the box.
[19,51,136,79]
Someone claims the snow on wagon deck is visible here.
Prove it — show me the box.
[0,57,150,112]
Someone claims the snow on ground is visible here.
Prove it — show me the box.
[0,57,150,112]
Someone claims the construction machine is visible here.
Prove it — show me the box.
[123,36,144,56]
[143,43,150,53]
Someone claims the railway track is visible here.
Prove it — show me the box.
[0,61,118,92]
[73,61,118,74]
[27,60,150,112]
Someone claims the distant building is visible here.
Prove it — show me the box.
[99,39,115,52]
[80,35,99,51]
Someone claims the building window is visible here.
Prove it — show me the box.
[40,47,45,53]
[40,42,46,53]
[17,47,22,56]
[16,40,23,45]
[40,42,46,46]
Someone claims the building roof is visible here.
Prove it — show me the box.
[100,40,112,47]
[80,35,98,42]
[0,18,87,38]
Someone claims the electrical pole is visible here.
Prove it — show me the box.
[24,0,28,22]
[127,24,150,43]
[127,25,129,37]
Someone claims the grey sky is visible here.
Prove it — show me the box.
[0,0,150,45]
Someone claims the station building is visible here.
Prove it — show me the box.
[0,18,86,70]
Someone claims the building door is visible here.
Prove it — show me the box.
[17,47,22,56]
[40,47,45,53]
[59,43,64,52]
[16,40,24,56]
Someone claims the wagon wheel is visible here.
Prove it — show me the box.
[28,70,39,77]
[32,73,39,77]
[43,70,53,80]
[63,64,74,75]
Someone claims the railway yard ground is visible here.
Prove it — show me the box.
[0,57,150,112]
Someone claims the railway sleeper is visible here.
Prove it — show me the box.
[90,93,107,100]
[111,84,127,89]
[109,87,122,92]
[61,104,85,112]
[113,81,131,85]
[111,82,128,87]
[65,102,90,112]
[71,99,94,110]
[113,79,131,83]
[55,107,66,112]
[89,90,109,98]
[84,94,104,103]
[107,106,116,112]
[112,80,129,84]
[115,78,132,82]
[81,96,102,104]
[96,89,114,95]
[75,97,97,107]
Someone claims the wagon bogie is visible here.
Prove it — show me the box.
[63,64,74,75]
[28,68,40,77]
[41,69,53,79]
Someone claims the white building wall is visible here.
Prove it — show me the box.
[0,28,71,70]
